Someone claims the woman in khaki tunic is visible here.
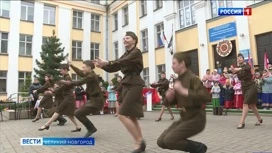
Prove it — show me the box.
[32,74,54,122]
[230,53,262,129]
[94,31,146,153]
[157,52,211,153]
[38,64,80,131]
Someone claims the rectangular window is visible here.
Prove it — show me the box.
[0,71,7,93]
[154,0,163,10]
[141,29,148,52]
[142,68,149,87]
[72,73,81,81]
[113,13,118,30]
[19,34,32,56]
[211,0,233,18]
[42,36,49,45]
[155,22,164,48]
[73,10,83,29]
[178,0,196,29]
[114,41,118,60]
[0,32,8,54]
[91,14,100,32]
[0,0,10,17]
[18,72,31,92]
[90,43,99,60]
[157,64,165,80]
[43,5,55,25]
[91,0,100,4]
[123,6,129,26]
[72,41,82,60]
[140,0,147,17]
[21,1,34,21]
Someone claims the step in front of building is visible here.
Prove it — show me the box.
[152,104,272,115]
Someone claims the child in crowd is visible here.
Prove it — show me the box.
[223,79,234,109]
[211,81,221,115]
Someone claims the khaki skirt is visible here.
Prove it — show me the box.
[119,84,144,117]
[242,81,258,105]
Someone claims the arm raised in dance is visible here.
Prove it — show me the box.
[36,81,51,94]
[69,72,96,86]
[70,64,85,78]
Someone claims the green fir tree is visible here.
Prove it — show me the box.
[19,74,32,97]
[34,30,67,84]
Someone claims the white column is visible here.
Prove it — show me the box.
[32,2,44,78]
[233,1,251,51]
[103,14,109,80]
[83,11,91,61]
[147,1,156,83]
[7,1,20,96]
[164,0,176,79]
[58,7,71,58]
[128,1,137,32]
[195,1,209,78]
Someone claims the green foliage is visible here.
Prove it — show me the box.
[19,74,32,97]
[111,77,118,87]
[103,81,109,90]
[34,30,67,84]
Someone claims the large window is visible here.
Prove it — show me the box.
[90,43,99,60]
[178,0,196,29]
[18,72,31,92]
[43,5,55,25]
[157,64,165,80]
[211,0,232,18]
[0,0,10,17]
[0,32,8,54]
[142,68,149,87]
[155,22,164,48]
[0,71,7,93]
[114,41,118,60]
[113,13,118,31]
[72,74,81,81]
[140,0,147,17]
[141,29,148,52]
[123,6,129,26]
[73,11,83,29]
[42,36,49,45]
[19,34,32,56]
[72,41,82,60]
[91,14,100,32]
[154,0,163,10]
[21,1,34,21]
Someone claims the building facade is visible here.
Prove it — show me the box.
[1,0,272,99]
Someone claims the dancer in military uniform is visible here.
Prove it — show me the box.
[63,60,104,138]
[94,31,146,153]
[230,53,262,129]
[157,52,211,153]
[38,64,80,131]
[32,74,54,122]
[151,71,174,121]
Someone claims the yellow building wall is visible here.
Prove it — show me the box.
[155,48,165,65]
[72,30,84,41]
[176,27,199,52]
[0,95,7,100]
[20,22,34,35]
[18,57,33,71]
[0,56,8,70]
[142,53,149,68]
[206,16,236,70]
[248,2,272,64]
[43,25,57,36]
[110,0,128,13]
[0,18,10,32]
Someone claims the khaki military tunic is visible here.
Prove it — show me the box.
[36,81,53,109]
[103,47,145,117]
[157,70,211,151]
[237,63,258,104]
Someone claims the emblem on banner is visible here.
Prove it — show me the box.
[216,40,232,57]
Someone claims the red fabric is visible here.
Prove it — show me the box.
[142,88,161,105]
[224,100,232,109]
[234,95,243,109]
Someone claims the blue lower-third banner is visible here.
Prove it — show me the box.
[21,137,95,146]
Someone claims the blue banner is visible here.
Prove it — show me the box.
[208,22,237,42]
[43,137,95,146]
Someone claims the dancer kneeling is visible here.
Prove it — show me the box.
[38,64,80,131]
[157,52,211,153]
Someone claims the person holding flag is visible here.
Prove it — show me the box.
[230,53,262,129]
